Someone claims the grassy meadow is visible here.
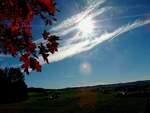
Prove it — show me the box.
[0,88,149,113]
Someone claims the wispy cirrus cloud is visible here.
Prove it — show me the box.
[38,0,150,64]
[39,19,150,64]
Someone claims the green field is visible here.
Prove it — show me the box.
[0,89,149,113]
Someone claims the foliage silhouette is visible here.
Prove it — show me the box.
[0,68,28,103]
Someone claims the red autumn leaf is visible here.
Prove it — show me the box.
[39,43,49,63]
[22,63,30,75]
[20,54,30,62]
[28,40,36,52]
[20,54,30,74]
[42,30,50,39]
[47,42,58,54]
[30,58,41,72]
[46,35,59,54]
[9,45,17,57]
[48,35,60,42]
[22,22,31,37]
[11,19,19,35]
[42,53,49,64]
[37,0,56,15]
[26,3,33,22]
[33,59,41,72]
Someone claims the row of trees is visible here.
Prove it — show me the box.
[0,68,28,103]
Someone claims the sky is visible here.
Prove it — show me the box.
[1,0,150,89]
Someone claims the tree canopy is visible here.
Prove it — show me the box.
[0,0,60,74]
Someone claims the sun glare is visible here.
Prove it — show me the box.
[77,17,95,36]
[80,62,92,75]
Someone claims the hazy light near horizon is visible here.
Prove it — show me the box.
[80,62,92,75]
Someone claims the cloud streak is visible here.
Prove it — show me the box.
[39,18,150,64]
[38,0,150,64]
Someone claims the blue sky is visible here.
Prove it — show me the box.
[1,0,150,89]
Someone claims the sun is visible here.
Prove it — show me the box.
[77,17,95,36]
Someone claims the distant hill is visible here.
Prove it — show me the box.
[28,80,150,91]
[62,80,150,91]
